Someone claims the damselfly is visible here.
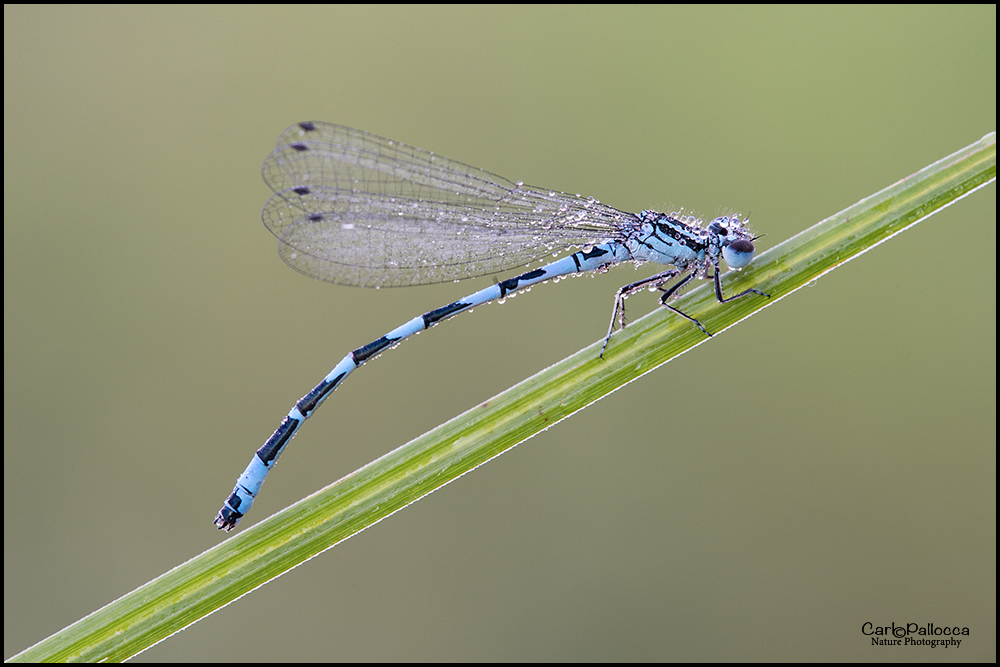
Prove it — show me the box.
[215,122,768,531]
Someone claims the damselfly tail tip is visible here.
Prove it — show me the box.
[213,507,242,532]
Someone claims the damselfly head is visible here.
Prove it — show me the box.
[709,215,757,268]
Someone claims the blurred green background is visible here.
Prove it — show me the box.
[4,5,995,661]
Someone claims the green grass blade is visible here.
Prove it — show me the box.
[9,131,994,663]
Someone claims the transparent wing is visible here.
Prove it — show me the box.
[261,122,639,287]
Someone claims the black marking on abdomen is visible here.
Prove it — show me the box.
[424,300,470,327]
[499,268,546,297]
[256,417,298,466]
[353,336,394,363]
[580,246,611,261]
[221,493,245,515]
[297,371,347,416]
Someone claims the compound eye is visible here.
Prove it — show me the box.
[723,239,755,268]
